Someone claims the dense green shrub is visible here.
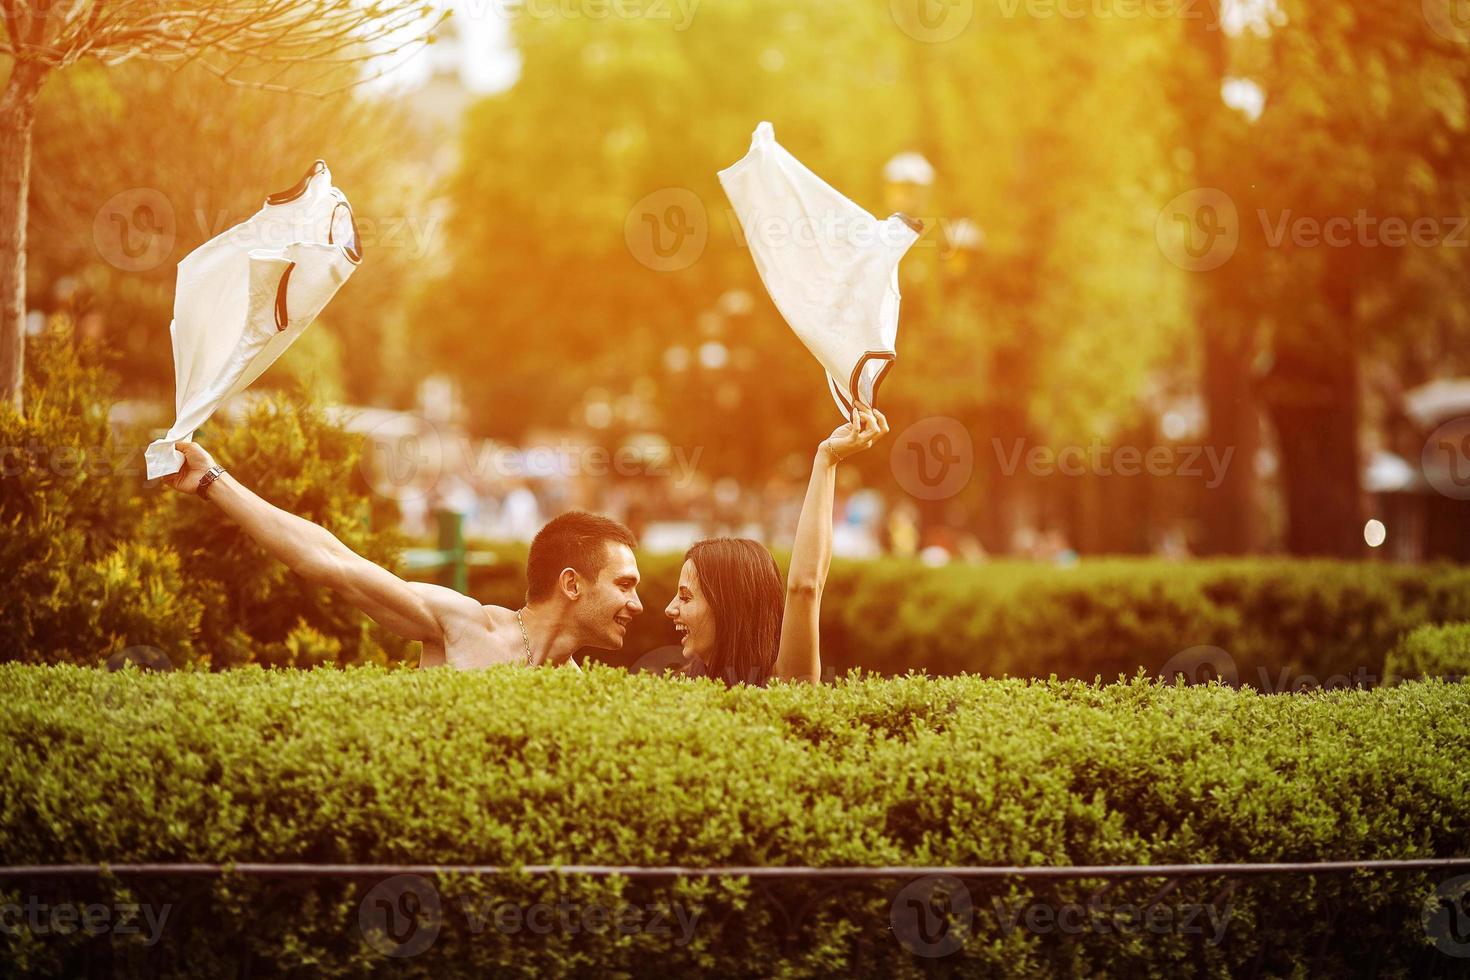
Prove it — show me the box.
[1,665,1466,977]
[1385,622,1470,684]
[444,548,1470,684]
[0,326,413,668]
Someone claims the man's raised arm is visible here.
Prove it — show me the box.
[163,440,482,647]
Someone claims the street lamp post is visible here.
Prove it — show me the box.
[882,151,934,219]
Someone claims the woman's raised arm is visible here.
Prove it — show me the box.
[773,405,888,683]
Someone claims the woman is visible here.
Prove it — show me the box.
[665,403,889,685]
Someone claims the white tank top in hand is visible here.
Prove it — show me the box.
[718,122,921,419]
[144,160,362,479]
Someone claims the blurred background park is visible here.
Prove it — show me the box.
[5,0,1470,672]
[12,0,1470,561]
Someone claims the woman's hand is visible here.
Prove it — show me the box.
[162,441,218,495]
[819,404,889,464]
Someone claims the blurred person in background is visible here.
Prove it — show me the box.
[499,478,542,542]
[885,500,920,558]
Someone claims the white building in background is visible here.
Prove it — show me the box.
[408,16,476,135]
[1366,377,1470,562]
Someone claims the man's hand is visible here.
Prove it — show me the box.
[162,441,218,495]
[162,438,478,648]
[820,404,889,463]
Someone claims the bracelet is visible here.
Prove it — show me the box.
[197,464,226,499]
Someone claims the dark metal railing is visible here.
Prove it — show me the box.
[3,857,1468,878]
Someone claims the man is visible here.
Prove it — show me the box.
[164,441,644,669]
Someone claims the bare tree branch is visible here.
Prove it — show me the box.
[0,0,23,56]
[12,0,447,96]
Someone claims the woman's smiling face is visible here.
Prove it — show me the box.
[665,559,716,663]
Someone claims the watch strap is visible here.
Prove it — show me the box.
[198,464,226,499]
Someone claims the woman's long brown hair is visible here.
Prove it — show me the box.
[684,538,784,686]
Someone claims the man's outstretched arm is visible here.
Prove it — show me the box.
[163,440,482,647]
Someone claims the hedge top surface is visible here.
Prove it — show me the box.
[4,665,1467,876]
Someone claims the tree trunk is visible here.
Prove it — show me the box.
[0,61,48,414]
[1263,346,1363,556]
[1199,309,1259,554]
[1178,0,1261,555]
[1262,253,1365,557]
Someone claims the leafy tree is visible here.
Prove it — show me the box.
[0,0,442,412]
[1163,0,1470,555]
[420,0,1188,535]
[24,57,440,407]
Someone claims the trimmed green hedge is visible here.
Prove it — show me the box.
[2,664,1467,977]
[444,548,1470,685]
[1386,621,1470,684]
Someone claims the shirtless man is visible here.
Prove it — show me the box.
[164,441,644,669]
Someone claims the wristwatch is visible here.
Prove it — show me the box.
[197,464,226,499]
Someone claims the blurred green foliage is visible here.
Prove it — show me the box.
[450,543,1470,683]
[7,322,1461,677]
[421,1,1191,476]
[0,325,414,667]
[1385,620,1470,684]
[20,2,1470,554]
[26,58,436,408]
[415,0,1470,553]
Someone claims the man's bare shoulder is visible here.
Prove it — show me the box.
[479,603,518,631]
[446,602,529,669]
[431,592,505,634]
[424,601,520,670]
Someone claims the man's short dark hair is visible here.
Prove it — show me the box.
[526,511,638,603]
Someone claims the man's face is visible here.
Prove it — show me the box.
[578,542,643,650]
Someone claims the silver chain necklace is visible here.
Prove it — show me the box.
[516,608,534,666]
